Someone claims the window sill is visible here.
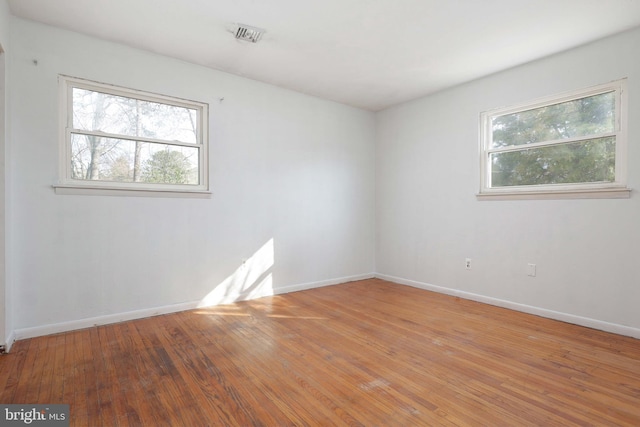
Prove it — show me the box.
[476,187,631,201]
[53,184,212,199]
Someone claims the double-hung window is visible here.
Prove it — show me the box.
[479,79,629,199]
[57,76,209,196]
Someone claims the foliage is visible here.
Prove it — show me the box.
[140,149,194,184]
[490,92,616,187]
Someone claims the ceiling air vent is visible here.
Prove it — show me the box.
[235,24,265,43]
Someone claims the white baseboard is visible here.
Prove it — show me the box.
[273,273,375,295]
[376,273,640,339]
[13,300,198,341]
[2,330,15,353]
[15,271,636,343]
[13,272,375,341]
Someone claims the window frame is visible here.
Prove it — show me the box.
[478,79,630,200]
[55,75,210,197]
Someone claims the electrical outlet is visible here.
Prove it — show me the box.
[527,263,536,277]
[465,258,472,270]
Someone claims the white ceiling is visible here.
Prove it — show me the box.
[8,0,640,111]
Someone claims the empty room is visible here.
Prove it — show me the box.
[1,0,639,425]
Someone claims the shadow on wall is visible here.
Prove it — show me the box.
[198,238,274,308]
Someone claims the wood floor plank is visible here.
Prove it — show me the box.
[266,297,451,422]
[206,310,339,425]
[13,331,46,403]
[63,330,88,426]
[53,334,67,403]
[150,314,249,426]
[91,326,118,426]
[0,340,31,402]
[129,317,202,427]
[171,310,298,426]
[283,290,534,425]
[1,278,639,426]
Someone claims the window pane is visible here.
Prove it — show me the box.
[491,92,615,148]
[72,88,198,144]
[71,134,199,185]
[490,137,615,187]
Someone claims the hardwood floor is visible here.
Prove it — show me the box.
[1,278,639,426]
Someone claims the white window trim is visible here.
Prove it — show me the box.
[478,79,630,200]
[54,75,210,198]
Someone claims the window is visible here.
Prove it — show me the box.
[56,76,209,196]
[479,80,629,199]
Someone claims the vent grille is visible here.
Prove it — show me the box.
[235,24,265,43]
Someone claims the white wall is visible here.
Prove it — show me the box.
[7,13,639,340]
[0,0,10,347]
[8,18,375,333]
[376,27,640,334]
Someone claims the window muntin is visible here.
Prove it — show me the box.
[480,80,627,196]
[59,76,208,193]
